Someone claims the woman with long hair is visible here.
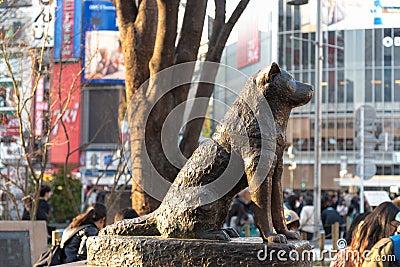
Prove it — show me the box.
[330,201,400,267]
[344,211,371,245]
[61,203,107,263]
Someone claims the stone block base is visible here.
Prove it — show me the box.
[87,236,313,266]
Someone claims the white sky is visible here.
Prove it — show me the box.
[201,0,270,45]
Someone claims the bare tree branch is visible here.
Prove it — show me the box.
[179,0,250,157]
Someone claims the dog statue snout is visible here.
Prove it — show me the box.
[289,81,314,107]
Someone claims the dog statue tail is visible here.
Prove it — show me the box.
[99,213,160,236]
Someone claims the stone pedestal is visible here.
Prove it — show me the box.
[87,236,313,267]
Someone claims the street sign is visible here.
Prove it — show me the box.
[355,105,377,213]
[355,160,376,180]
[364,191,391,207]
[85,150,120,171]
[355,105,376,127]
[355,105,377,181]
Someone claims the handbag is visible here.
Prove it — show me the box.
[33,245,63,267]
[33,224,90,267]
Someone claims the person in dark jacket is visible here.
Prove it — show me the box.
[225,188,254,229]
[225,188,258,236]
[37,185,55,242]
[22,196,33,220]
[321,205,342,238]
[61,203,107,263]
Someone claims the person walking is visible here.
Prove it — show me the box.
[225,188,254,229]
[225,188,257,236]
[61,203,107,263]
[299,196,316,241]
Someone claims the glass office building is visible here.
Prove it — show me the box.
[219,0,400,190]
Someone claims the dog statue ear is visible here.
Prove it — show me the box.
[255,63,281,88]
[268,62,281,78]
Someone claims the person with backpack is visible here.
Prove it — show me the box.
[330,202,400,267]
[362,211,400,267]
[61,203,107,263]
[33,203,107,267]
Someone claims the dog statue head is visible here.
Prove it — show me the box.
[255,62,314,110]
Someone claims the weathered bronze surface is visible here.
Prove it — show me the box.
[87,236,313,267]
[100,63,313,243]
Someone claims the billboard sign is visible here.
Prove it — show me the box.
[236,4,260,68]
[0,108,20,138]
[0,80,20,138]
[300,0,400,33]
[82,1,125,84]
[32,0,56,47]
[54,0,83,60]
[49,63,82,165]
[34,78,48,136]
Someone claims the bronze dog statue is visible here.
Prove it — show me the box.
[100,62,313,243]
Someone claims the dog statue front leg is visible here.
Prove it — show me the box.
[245,155,287,243]
[271,161,300,240]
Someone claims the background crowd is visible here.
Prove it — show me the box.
[29,182,400,266]
[224,188,400,242]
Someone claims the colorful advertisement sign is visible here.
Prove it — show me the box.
[32,0,56,47]
[236,9,260,68]
[300,0,400,33]
[0,80,20,138]
[34,78,48,136]
[0,109,20,138]
[54,0,83,60]
[49,63,82,165]
[82,1,124,84]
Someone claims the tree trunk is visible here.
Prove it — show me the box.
[128,94,166,215]
[114,0,159,215]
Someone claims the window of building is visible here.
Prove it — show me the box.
[82,87,122,149]
[395,69,400,101]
